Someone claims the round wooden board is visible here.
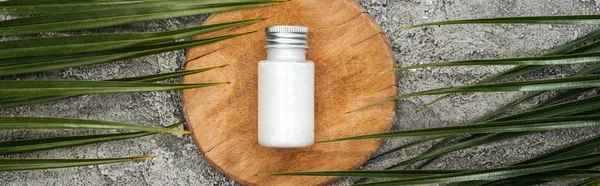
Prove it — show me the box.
[182,0,397,185]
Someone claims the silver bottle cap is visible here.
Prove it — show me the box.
[265,26,308,49]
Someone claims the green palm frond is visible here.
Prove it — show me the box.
[383,80,600,170]
[279,134,600,185]
[400,63,600,172]
[319,115,600,142]
[0,19,260,59]
[0,0,282,173]
[576,178,600,186]
[447,139,600,186]
[369,136,446,160]
[273,10,600,186]
[0,156,154,172]
[0,33,247,76]
[110,65,224,82]
[357,154,600,186]
[0,117,188,134]
[402,15,600,30]
[276,153,600,186]
[268,169,600,182]
[265,169,462,178]
[0,0,277,14]
[0,80,226,98]
[0,0,283,36]
[0,66,224,108]
[351,75,600,112]
[518,136,600,165]
[368,29,600,171]
[394,14,600,174]
[0,122,183,155]
[387,51,600,73]
[340,69,600,173]
[415,20,600,110]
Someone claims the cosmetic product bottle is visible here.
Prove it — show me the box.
[258,26,314,148]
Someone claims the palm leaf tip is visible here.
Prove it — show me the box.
[171,130,191,135]
[316,136,371,143]
[378,69,397,74]
[346,96,398,113]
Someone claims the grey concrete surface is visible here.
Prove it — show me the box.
[0,0,599,185]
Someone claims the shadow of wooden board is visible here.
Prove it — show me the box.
[182,0,397,185]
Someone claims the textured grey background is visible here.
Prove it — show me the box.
[0,0,599,185]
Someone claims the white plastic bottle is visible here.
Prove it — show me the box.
[258,26,314,148]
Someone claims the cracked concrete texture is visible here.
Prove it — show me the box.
[0,0,599,185]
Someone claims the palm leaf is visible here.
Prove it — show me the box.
[385,94,600,169]
[517,135,600,165]
[576,178,600,186]
[370,136,446,160]
[0,156,153,172]
[352,74,600,112]
[357,69,600,170]
[0,0,283,36]
[0,122,183,155]
[343,12,600,186]
[385,66,600,173]
[402,15,600,30]
[354,153,600,186]
[265,169,462,178]
[0,0,256,14]
[535,89,590,108]
[269,169,600,182]
[399,48,600,171]
[0,117,188,134]
[0,0,161,6]
[348,19,600,183]
[0,66,223,108]
[319,115,600,142]
[0,33,246,76]
[495,94,600,121]
[396,133,526,169]
[416,26,600,110]
[350,137,449,184]
[0,80,226,98]
[455,169,600,186]
[0,97,76,109]
[387,52,600,72]
[110,65,224,82]
[0,19,260,59]
[274,155,600,185]
[386,37,600,72]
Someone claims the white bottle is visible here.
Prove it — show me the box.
[258,26,314,148]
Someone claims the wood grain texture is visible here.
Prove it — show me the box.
[181,0,397,185]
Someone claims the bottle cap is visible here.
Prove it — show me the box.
[265,26,309,49]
